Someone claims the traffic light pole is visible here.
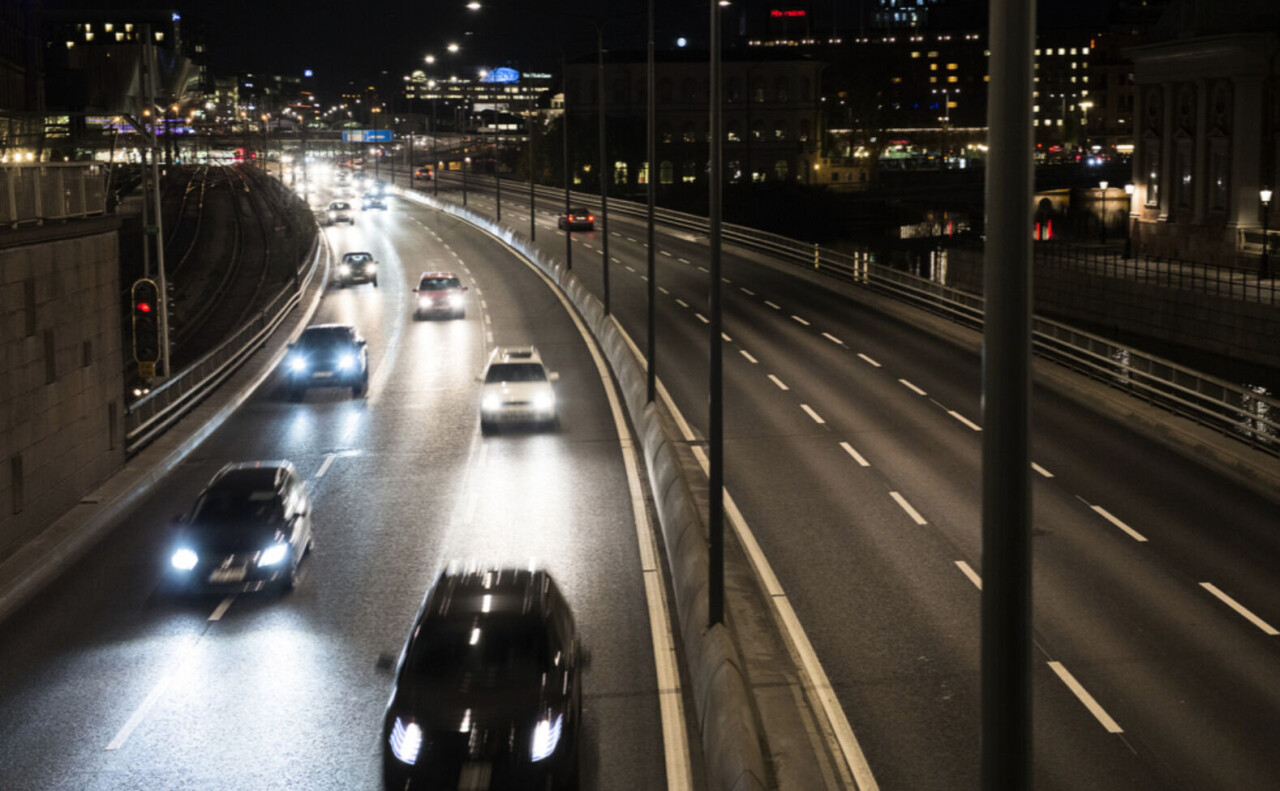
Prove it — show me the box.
[142,25,171,379]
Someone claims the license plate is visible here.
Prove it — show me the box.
[312,371,334,378]
[209,567,246,583]
[457,762,492,791]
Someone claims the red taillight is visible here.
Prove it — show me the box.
[587,215,594,222]
[567,215,575,221]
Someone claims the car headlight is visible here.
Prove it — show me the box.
[328,210,338,217]
[365,263,376,274]
[337,353,356,371]
[483,393,501,412]
[418,296,431,308]
[530,713,563,762]
[288,354,307,373]
[338,264,351,276]
[449,293,464,307]
[258,543,289,567]
[533,391,555,412]
[389,717,422,765]
[171,548,198,571]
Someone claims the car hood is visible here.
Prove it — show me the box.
[418,289,459,298]
[482,382,550,400]
[176,525,286,556]
[389,682,569,763]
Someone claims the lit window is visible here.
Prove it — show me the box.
[947,76,958,83]
[930,63,938,71]
[984,75,990,82]
[1058,48,1065,55]
[930,76,937,84]
[125,23,133,32]
[1034,49,1040,56]
[927,51,938,58]
[155,32,164,41]
[911,51,920,58]
[946,63,958,70]
[1071,47,1078,55]
[1033,105,1040,113]
[104,23,113,32]
[891,77,902,84]
[1071,62,1077,69]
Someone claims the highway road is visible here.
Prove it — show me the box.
[0,190,683,790]
[427,173,1280,790]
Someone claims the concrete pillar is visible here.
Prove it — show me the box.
[1158,81,1174,223]
[1193,79,1208,224]
[1227,75,1265,229]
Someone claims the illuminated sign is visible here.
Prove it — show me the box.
[304,69,313,78]
[480,67,520,84]
[770,9,806,17]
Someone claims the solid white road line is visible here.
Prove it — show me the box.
[1048,661,1124,733]
[208,597,235,621]
[857,353,881,367]
[1091,505,1148,542]
[106,640,200,750]
[675,298,690,308]
[839,442,870,467]
[889,492,928,525]
[1200,582,1280,635]
[314,453,336,479]
[955,561,983,590]
[1032,462,1054,478]
[768,374,790,391]
[948,410,983,432]
[740,287,755,296]
[740,350,758,364]
[791,315,810,326]
[800,404,826,424]
[765,300,781,310]
[695,313,709,324]
[899,379,926,396]
[822,332,844,345]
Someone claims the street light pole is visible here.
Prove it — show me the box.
[529,93,536,241]
[1099,180,1109,244]
[563,50,572,271]
[646,0,657,404]
[708,0,725,628]
[1123,183,1135,259]
[1262,187,1273,280]
[597,25,611,315]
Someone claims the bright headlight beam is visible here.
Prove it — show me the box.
[170,548,198,570]
[258,543,288,567]
[288,355,307,372]
[530,713,563,762]
[389,717,422,765]
[338,353,355,371]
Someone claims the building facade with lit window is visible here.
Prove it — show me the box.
[0,0,44,155]
[1127,3,1280,268]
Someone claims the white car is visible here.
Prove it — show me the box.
[479,346,559,433]
[326,201,354,225]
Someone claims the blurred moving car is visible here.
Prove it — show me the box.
[382,567,581,791]
[362,194,388,211]
[284,324,370,399]
[337,251,379,288]
[165,461,314,594]
[327,201,355,225]
[557,208,594,232]
[479,346,559,433]
[413,272,468,320]
[413,166,434,182]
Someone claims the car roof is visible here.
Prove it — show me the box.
[299,323,357,341]
[488,345,543,365]
[342,251,373,259]
[207,460,295,491]
[418,271,461,280]
[329,201,349,208]
[425,567,556,621]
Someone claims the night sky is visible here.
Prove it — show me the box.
[48,0,1116,93]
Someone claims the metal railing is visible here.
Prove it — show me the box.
[124,230,327,456]
[0,163,108,228]
[428,175,1280,456]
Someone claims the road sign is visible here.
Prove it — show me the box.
[342,130,392,143]
[138,361,156,379]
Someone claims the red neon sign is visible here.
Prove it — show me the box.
[770,9,806,18]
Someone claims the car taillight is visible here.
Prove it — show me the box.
[588,215,595,222]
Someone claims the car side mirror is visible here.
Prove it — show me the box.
[375,652,398,673]
[358,339,367,347]
[549,372,560,382]
[462,285,470,291]
[475,374,485,383]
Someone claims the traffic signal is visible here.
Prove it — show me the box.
[132,278,161,365]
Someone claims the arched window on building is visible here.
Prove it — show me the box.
[799,76,812,101]
[726,77,741,103]
[775,120,789,141]
[682,161,698,183]
[659,122,674,144]
[658,77,673,103]
[775,76,790,102]
[774,159,790,181]
[726,120,742,142]
[752,119,766,140]
[613,160,628,185]
[728,160,743,183]
[682,77,697,102]
[682,121,697,143]
[612,78,629,105]
[798,118,812,143]
[752,77,766,102]
[660,160,674,184]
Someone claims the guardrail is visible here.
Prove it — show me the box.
[124,230,327,456]
[433,174,1280,457]
[0,163,108,228]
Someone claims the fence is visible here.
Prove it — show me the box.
[0,164,108,228]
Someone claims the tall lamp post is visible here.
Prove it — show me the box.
[1098,180,1109,244]
[1262,187,1273,280]
[1123,183,1134,259]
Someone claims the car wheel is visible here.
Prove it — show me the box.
[372,276,378,287]
[480,419,494,436]
[413,311,422,321]
[282,562,298,593]
[455,309,465,320]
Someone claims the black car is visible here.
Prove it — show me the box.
[557,208,594,232]
[362,194,387,211]
[284,324,369,399]
[165,461,314,594]
[337,251,379,288]
[383,567,581,791]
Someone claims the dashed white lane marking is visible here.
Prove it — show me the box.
[764,300,781,310]
[485,330,494,344]
[800,404,826,424]
[1200,583,1279,635]
[659,286,670,295]
[484,314,492,325]
[106,640,201,750]
[740,287,755,296]
[722,277,731,284]
[768,374,789,391]
[740,350,758,364]
[858,353,881,367]
[697,266,709,273]
[791,315,810,326]
[1032,462,1054,478]
[721,332,732,342]
[899,379,927,396]
[597,250,605,256]
[889,492,928,525]
[661,250,673,257]
[1048,661,1124,733]
[678,257,691,264]
[314,453,336,479]
[625,265,635,272]
[948,410,983,432]
[208,597,235,621]
[480,299,488,309]
[641,275,649,281]
[955,561,983,589]
[839,442,870,467]
[695,313,709,324]
[822,332,843,345]
[675,298,690,308]
[583,242,594,249]
[1091,505,1147,542]
[612,257,623,264]
[626,236,638,242]
[612,231,623,237]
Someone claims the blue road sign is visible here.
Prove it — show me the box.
[341,130,393,143]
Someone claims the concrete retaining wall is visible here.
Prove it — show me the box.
[0,218,125,564]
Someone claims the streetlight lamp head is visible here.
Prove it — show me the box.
[1099,180,1109,191]
[447,43,460,53]
[467,1,481,8]
[425,54,436,64]
[1125,183,1135,195]
[1262,187,1274,205]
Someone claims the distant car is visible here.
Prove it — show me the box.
[382,567,582,791]
[557,208,594,232]
[284,324,369,399]
[413,272,468,320]
[337,251,378,288]
[327,201,354,225]
[165,461,314,594]
[479,346,559,433]
[413,166,434,182]
[362,194,387,211]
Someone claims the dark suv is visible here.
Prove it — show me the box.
[337,251,378,288]
[557,208,594,231]
[382,567,581,790]
[284,324,370,399]
[165,461,314,594]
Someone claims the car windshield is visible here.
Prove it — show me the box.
[485,363,546,383]
[329,202,349,210]
[299,328,354,349]
[193,489,283,525]
[343,254,372,264]
[419,277,460,291]
[405,615,549,689]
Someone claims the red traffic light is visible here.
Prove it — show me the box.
[136,301,152,313]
